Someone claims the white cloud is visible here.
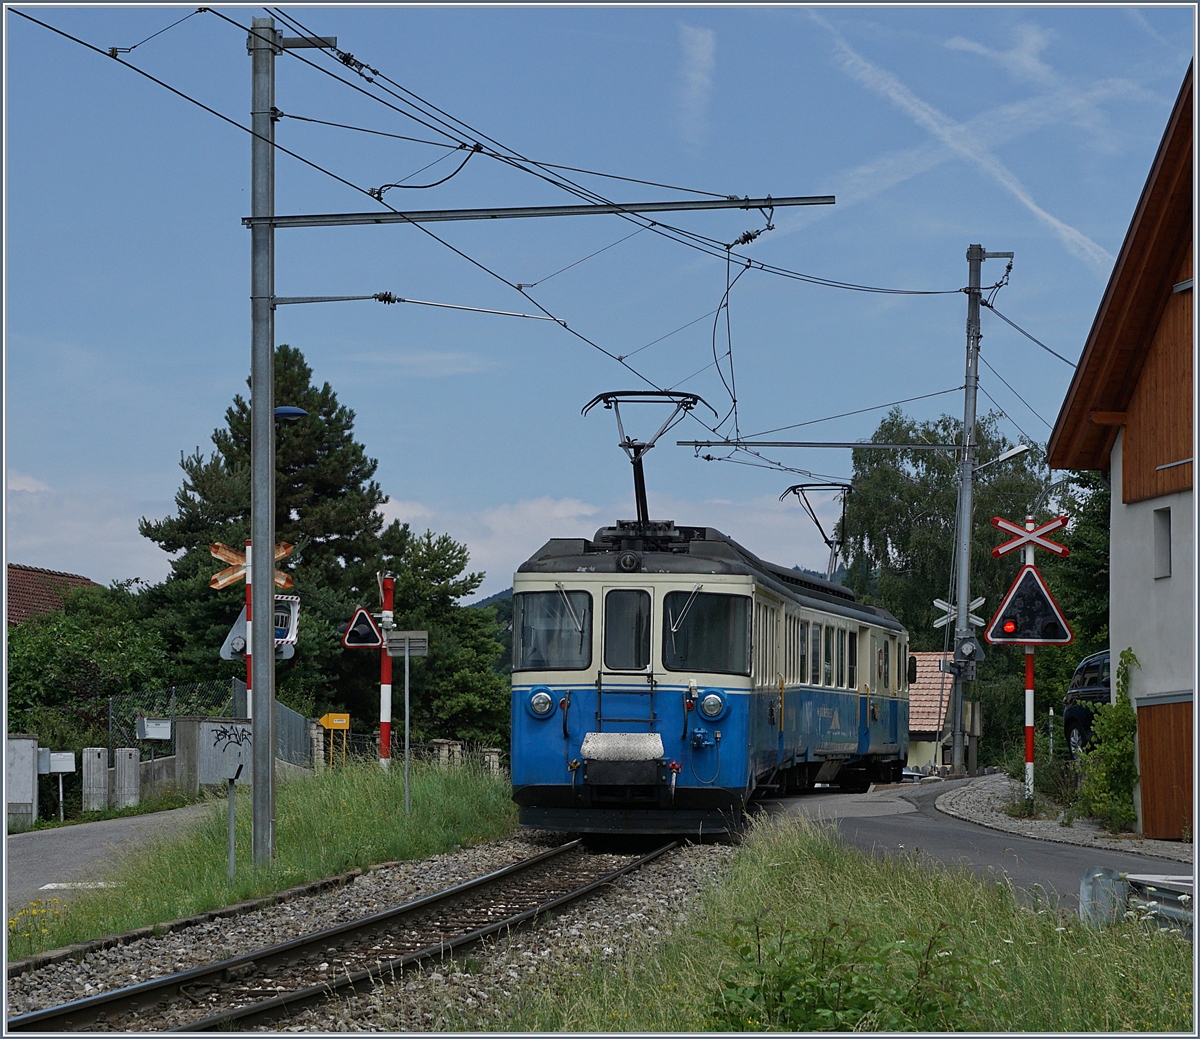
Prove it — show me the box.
[945,24,1056,85]
[346,350,499,378]
[5,486,173,585]
[676,24,716,147]
[809,12,1115,274]
[7,470,52,493]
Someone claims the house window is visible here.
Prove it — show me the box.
[1154,507,1172,579]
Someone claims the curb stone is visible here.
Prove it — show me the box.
[934,773,1193,864]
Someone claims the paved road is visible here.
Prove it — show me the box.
[759,781,1187,912]
[6,803,215,912]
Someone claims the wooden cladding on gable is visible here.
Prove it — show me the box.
[1122,248,1193,504]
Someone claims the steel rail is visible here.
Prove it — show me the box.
[7,840,578,1032]
[182,839,677,1031]
[7,839,676,1032]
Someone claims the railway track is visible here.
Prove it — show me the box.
[8,839,675,1032]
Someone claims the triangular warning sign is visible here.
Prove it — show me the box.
[985,566,1073,645]
[341,606,384,648]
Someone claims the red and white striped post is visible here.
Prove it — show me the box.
[1024,646,1035,799]
[1022,518,1035,799]
[379,575,394,769]
[244,540,253,719]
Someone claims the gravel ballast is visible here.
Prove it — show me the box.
[6,833,735,1030]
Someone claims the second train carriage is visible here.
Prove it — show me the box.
[510,519,909,835]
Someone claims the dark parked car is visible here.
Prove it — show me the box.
[1062,650,1110,759]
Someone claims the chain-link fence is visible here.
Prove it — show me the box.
[108,678,313,769]
[107,679,238,763]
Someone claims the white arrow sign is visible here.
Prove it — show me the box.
[932,597,985,628]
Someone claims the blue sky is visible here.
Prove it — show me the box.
[5,5,1194,600]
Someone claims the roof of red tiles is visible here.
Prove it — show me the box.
[910,651,953,737]
[7,564,100,626]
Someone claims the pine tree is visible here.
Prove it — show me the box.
[137,345,508,739]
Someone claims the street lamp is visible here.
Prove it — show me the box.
[274,406,307,426]
[974,442,1031,475]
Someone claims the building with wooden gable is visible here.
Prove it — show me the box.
[1048,63,1193,839]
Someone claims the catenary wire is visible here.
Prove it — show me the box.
[22,7,940,485]
[15,8,775,476]
[744,387,965,439]
[107,7,202,55]
[515,228,646,290]
[620,309,720,362]
[371,146,478,194]
[264,7,964,297]
[278,112,733,199]
[981,300,1077,368]
[977,383,1032,442]
[978,354,1053,430]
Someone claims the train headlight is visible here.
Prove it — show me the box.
[699,693,724,718]
[530,691,555,716]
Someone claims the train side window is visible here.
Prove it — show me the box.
[799,620,809,684]
[810,623,822,685]
[837,629,846,687]
[883,639,890,690]
[848,632,857,689]
[870,635,879,691]
[823,625,834,686]
[604,589,650,670]
[662,591,751,675]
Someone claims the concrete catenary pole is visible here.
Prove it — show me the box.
[249,16,277,865]
[950,245,984,773]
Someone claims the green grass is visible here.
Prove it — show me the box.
[8,758,517,961]
[467,815,1193,1033]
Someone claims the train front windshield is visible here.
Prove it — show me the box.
[513,590,593,670]
[663,591,750,674]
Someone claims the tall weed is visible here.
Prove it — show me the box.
[8,758,515,959]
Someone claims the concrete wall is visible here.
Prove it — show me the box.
[1109,430,1196,830]
[175,716,312,795]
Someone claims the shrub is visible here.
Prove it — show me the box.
[1076,648,1139,833]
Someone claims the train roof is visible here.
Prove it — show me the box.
[516,520,905,633]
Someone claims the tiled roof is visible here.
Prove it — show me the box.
[7,564,100,626]
[910,651,952,737]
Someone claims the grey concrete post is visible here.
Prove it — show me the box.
[114,748,140,809]
[82,747,107,812]
[311,722,326,772]
[481,748,502,776]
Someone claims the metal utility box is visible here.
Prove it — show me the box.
[136,718,172,740]
[7,735,39,832]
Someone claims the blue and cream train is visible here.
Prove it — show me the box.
[509,519,910,835]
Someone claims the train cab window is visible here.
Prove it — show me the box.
[882,639,890,690]
[837,629,846,687]
[662,591,750,675]
[810,624,822,685]
[604,589,651,670]
[848,632,858,689]
[823,626,834,685]
[512,589,593,671]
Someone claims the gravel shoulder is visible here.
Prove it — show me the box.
[934,772,1193,864]
[6,831,735,1031]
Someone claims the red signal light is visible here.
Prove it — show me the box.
[1003,620,1017,634]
